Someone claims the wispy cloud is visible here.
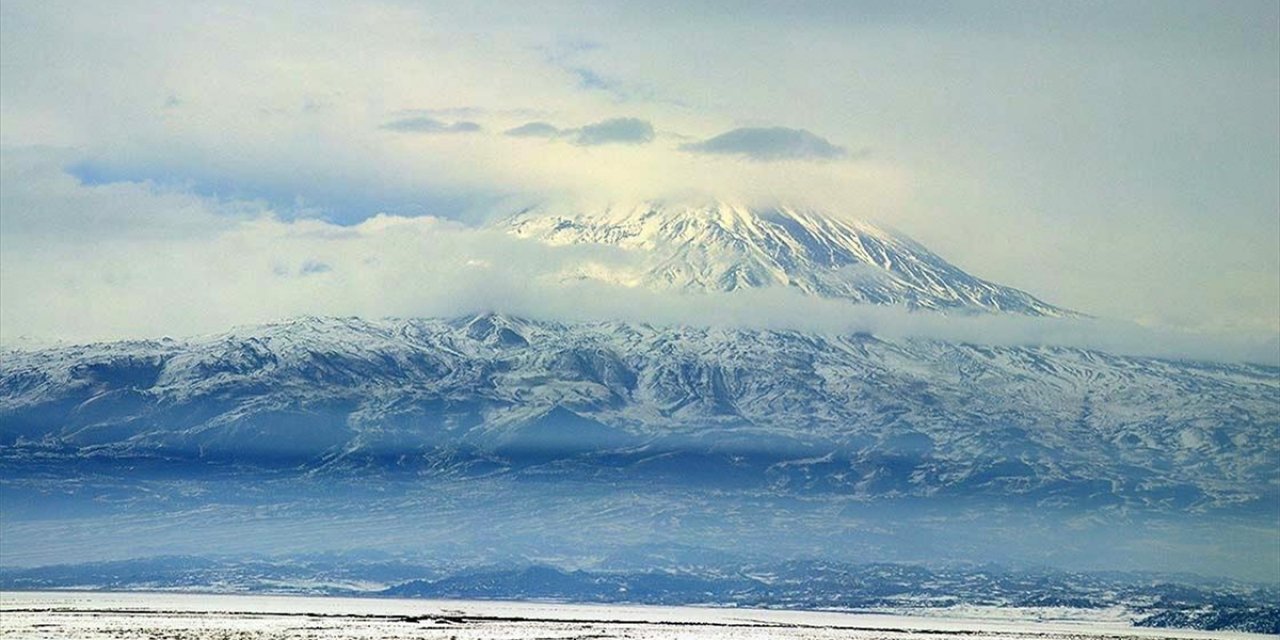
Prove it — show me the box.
[681,127,848,161]
[298,260,332,276]
[569,67,611,91]
[401,106,549,119]
[380,117,482,134]
[540,38,631,99]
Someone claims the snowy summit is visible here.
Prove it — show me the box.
[501,201,1072,316]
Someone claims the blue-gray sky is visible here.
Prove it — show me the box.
[1,0,1276,344]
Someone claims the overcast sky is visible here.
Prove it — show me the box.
[1,1,1277,349]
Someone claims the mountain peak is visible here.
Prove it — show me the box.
[497,201,1073,317]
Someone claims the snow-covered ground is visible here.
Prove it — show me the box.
[1,591,1272,640]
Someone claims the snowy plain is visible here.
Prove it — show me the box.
[2,591,1274,640]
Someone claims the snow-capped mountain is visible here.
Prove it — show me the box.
[500,201,1072,316]
[1,203,1274,512]
[3,201,1276,587]
[3,314,1275,511]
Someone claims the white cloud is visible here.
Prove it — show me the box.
[2,153,1272,365]
[0,147,257,241]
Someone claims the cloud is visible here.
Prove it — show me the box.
[572,117,655,146]
[0,147,257,242]
[1,1,1275,336]
[539,38,634,99]
[570,67,611,91]
[503,117,656,145]
[299,260,332,276]
[681,127,848,161]
[504,122,563,138]
[504,118,657,146]
[379,117,482,134]
[2,153,1274,366]
[62,154,508,226]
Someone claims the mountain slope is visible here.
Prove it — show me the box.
[500,202,1072,316]
[3,314,1275,511]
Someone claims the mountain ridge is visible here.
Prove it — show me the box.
[3,313,1275,512]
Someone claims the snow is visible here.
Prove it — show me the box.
[2,591,1272,640]
[3,312,1276,510]
[499,201,1073,316]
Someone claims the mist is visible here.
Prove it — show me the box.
[2,154,1273,365]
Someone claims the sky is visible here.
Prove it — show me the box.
[1,0,1277,351]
